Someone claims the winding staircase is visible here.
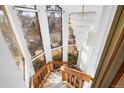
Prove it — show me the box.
[31,62,93,88]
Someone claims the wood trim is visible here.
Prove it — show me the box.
[49,61,69,65]
[61,66,93,82]
[98,6,124,87]
[99,27,124,87]
[63,81,75,88]
[61,66,93,88]
[31,62,51,88]
[92,6,123,88]
[110,61,124,87]
[92,6,124,88]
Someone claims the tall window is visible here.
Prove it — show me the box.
[68,15,79,65]
[15,6,46,72]
[0,10,25,79]
[47,5,63,61]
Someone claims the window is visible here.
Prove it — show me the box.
[16,6,44,58]
[68,46,78,65]
[16,6,46,72]
[15,5,35,9]
[68,24,76,46]
[47,5,63,61]
[32,54,46,72]
[68,15,79,65]
[0,10,25,79]
[52,48,62,61]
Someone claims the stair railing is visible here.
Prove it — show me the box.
[31,62,93,88]
[31,62,69,88]
[31,62,51,88]
[61,66,93,88]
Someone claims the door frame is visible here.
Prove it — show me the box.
[92,5,124,88]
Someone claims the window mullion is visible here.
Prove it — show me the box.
[37,5,53,63]
[62,12,69,61]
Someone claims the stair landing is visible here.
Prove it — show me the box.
[42,71,68,88]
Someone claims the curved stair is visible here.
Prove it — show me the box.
[31,62,93,88]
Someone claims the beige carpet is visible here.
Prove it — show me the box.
[42,71,68,88]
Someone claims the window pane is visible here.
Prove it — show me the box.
[33,54,46,72]
[68,25,76,45]
[17,9,44,58]
[15,5,36,9]
[68,46,78,65]
[47,5,63,61]
[52,48,62,61]
[47,5,62,11]
[0,10,25,79]
[47,5,62,48]
[68,15,78,65]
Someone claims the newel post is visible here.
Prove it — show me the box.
[61,66,66,81]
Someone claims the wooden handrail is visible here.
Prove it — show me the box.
[31,62,69,88]
[31,62,51,88]
[61,66,93,88]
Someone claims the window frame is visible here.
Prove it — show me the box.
[14,5,47,72]
[46,5,63,61]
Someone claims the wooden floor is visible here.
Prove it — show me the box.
[42,71,68,88]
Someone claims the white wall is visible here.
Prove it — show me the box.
[0,31,26,88]
[4,6,35,87]
[86,5,117,77]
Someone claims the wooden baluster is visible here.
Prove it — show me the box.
[45,66,48,74]
[61,70,66,81]
[50,63,53,71]
[75,78,79,88]
[42,72,45,79]
[31,78,35,88]
[67,73,70,83]
[43,66,45,76]
[40,73,43,81]
[35,78,39,88]
[45,67,47,76]
[71,75,74,86]
[37,76,41,84]
[44,70,46,77]
[44,67,47,76]
[47,63,51,73]
[38,75,43,88]
[66,73,68,82]
[65,73,68,82]
[32,78,36,88]
[78,79,84,88]
[32,78,35,88]
[45,65,47,76]
[69,74,72,84]
[73,76,77,87]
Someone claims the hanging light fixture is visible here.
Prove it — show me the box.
[71,5,96,15]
